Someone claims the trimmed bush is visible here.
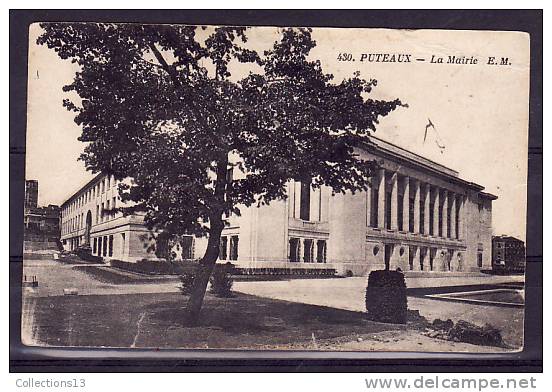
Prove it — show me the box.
[179,270,198,295]
[365,270,407,324]
[209,262,235,297]
[74,246,103,263]
[110,258,200,275]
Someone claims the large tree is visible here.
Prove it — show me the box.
[38,23,403,320]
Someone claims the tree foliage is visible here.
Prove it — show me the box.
[38,23,404,318]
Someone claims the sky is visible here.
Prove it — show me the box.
[26,24,530,240]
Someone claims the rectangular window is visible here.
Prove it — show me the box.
[93,238,97,254]
[370,186,379,227]
[299,181,311,221]
[121,233,126,257]
[289,238,300,262]
[303,239,314,263]
[108,235,113,257]
[219,236,228,260]
[385,191,392,229]
[112,197,116,211]
[429,200,435,235]
[446,204,451,238]
[316,240,327,263]
[397,193,404,231]
[408,197,415,232]
[103,235,108,256]
[101,202,104,222]
[229,235,239,261]
[438,200,443,237]
[419,198,425,233]
[408,246,415,270]
[97,237,102,257]
[106,200,110,219]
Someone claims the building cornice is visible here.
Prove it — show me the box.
[359,136,493,195]
[60,172,105,208]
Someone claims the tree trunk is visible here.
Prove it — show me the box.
[186,222,223,322]
[185,155,228,323]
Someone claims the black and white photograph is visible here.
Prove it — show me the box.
[20,21,530,354]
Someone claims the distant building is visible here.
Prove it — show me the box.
[59,174,162,259]
[24,204,61,234]
[23,180,61,252]
[492,235,525,272]
[59,136,497,276]
[25,180,38,209]
[24,180,60,234]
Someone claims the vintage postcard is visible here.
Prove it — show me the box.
[22,23,529,353]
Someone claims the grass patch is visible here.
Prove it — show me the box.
[455,290,524,305]
[28,292,404,349]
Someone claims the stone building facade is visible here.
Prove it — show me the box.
[59,175,198,260]
[60,136,496,275]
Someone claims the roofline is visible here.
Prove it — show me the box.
[60,172,105,208]
[360,136,489,193]
[368,135,459,175]
[492,235,524,242]
[479,191,498,200]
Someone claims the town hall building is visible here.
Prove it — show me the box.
[60,136,496,276]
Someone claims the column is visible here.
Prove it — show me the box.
[450,193,457,239]
[377,169,386,229]
[433,187,440,237]
[299,238,305,262]
[390,173,398,231]
[423,183,430,235]
[402,176,409,232]
[442,190,449,238]
[413,180,420,233]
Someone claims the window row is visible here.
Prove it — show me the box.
[62,197,119,234]
[62,175,118,217]
[93,235,114,258]
[289,238,327,263]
